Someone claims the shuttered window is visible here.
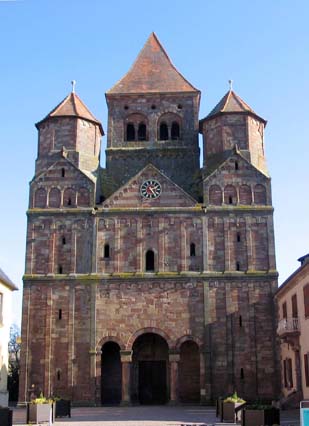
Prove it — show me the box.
[304,284,309,318]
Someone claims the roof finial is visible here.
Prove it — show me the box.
[71,80,76,93]
[228,79,233,91]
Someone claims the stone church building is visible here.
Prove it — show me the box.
[19,33,279,405]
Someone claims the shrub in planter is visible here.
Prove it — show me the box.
[222,392,246,423]
[0,407,13,426]
[26,394,55,424]
[241,404,280,426]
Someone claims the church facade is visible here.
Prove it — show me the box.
[19,33,279,405]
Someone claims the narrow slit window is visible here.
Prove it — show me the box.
[126,123,135,141]
[146,250,155,271]
[104,244,110,259]
[235,161,239,170]
[67,198,72,206]
[190,243,196,257]
[61,168,65,177]
[239,315,242,327]
[159,123,168,140]
[57,370,61,381]
[62,236,66,245]
[138,123,146,141]
[228,196,233,204]
[237,233,241,242]
[240,368,244,379]
[58,309,62,320]
[58,265,63,274]
[236,262,240,271]
[171,122,180,140]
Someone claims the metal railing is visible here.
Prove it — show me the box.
[277,317,300,335]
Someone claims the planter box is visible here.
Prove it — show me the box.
[216,397,224,418]
[222,401,246,423]
[242,407,280,426]
[0,408,13,426]
[55,399,71,418]
[27,403,54,424]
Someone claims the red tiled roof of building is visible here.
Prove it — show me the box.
[36,92,104,134]
[200,90,266,124]
[107,32,199,94]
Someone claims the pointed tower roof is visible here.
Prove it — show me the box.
[107,32,199,94]
[36,92,104,134]
[200,90,266,124]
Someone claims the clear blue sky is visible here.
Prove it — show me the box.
[1,0,309,325]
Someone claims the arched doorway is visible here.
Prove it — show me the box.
[179,340,200,402]
[132,333,168,404]
[101,341,122,404]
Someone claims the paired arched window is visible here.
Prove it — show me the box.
[158,113,181,141]
[125,113,148,141]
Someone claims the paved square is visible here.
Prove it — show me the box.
[12,405,300,426]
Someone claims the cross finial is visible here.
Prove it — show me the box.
[71,80,76,93]
[228,79,233,91]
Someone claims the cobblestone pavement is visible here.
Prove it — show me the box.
[12,405,300,426]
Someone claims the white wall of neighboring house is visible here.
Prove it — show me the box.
[0,279,15,406]
[277,259,309,402]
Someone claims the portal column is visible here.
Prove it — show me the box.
[169,352,180,404]
[120,350,133,405]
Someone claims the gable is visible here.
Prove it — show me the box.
[102,164,196,208]
[204,152,269,186]
[32,157,95,187]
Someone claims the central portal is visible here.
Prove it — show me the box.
[132,333,168,404]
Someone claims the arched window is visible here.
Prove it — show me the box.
[146,250,155,271]
[138,123,146,141]
[34,188,47,208]
[104,244,110,259]
[48,187,61,208]
[159,123,168,140]
[171,122,180,140]
[224,185,237,205]
[254,184,267,205]
[126,123,135,141]
[61,168,65,177]
[239,185,252,205]
[209,185,222,205]
[63,188,76,207]
[190,243,196,257]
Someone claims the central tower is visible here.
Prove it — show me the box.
[105,33,201,197]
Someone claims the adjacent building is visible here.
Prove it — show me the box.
[19,33,279,405]
[0,269,18,406]
[276,254,309,406]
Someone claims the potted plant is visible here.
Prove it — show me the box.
[0,407,13,426]
[222,392,246,423]
[241,402,280,426]
[55,397,71,418]
[26,393,55,424]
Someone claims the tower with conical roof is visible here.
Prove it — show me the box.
[35,90,103,177]
[105,32,201,197]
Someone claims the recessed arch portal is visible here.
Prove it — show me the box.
[132,332,169,404]
[101,341,122,404]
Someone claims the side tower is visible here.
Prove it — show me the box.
[200,89,279,399]
[19,90,104,403]
[104,32,201,198]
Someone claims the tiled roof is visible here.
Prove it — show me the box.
[36,92,104,134]
[107,32,199,94]
[201,90,266,124]
[0,268,18,290]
